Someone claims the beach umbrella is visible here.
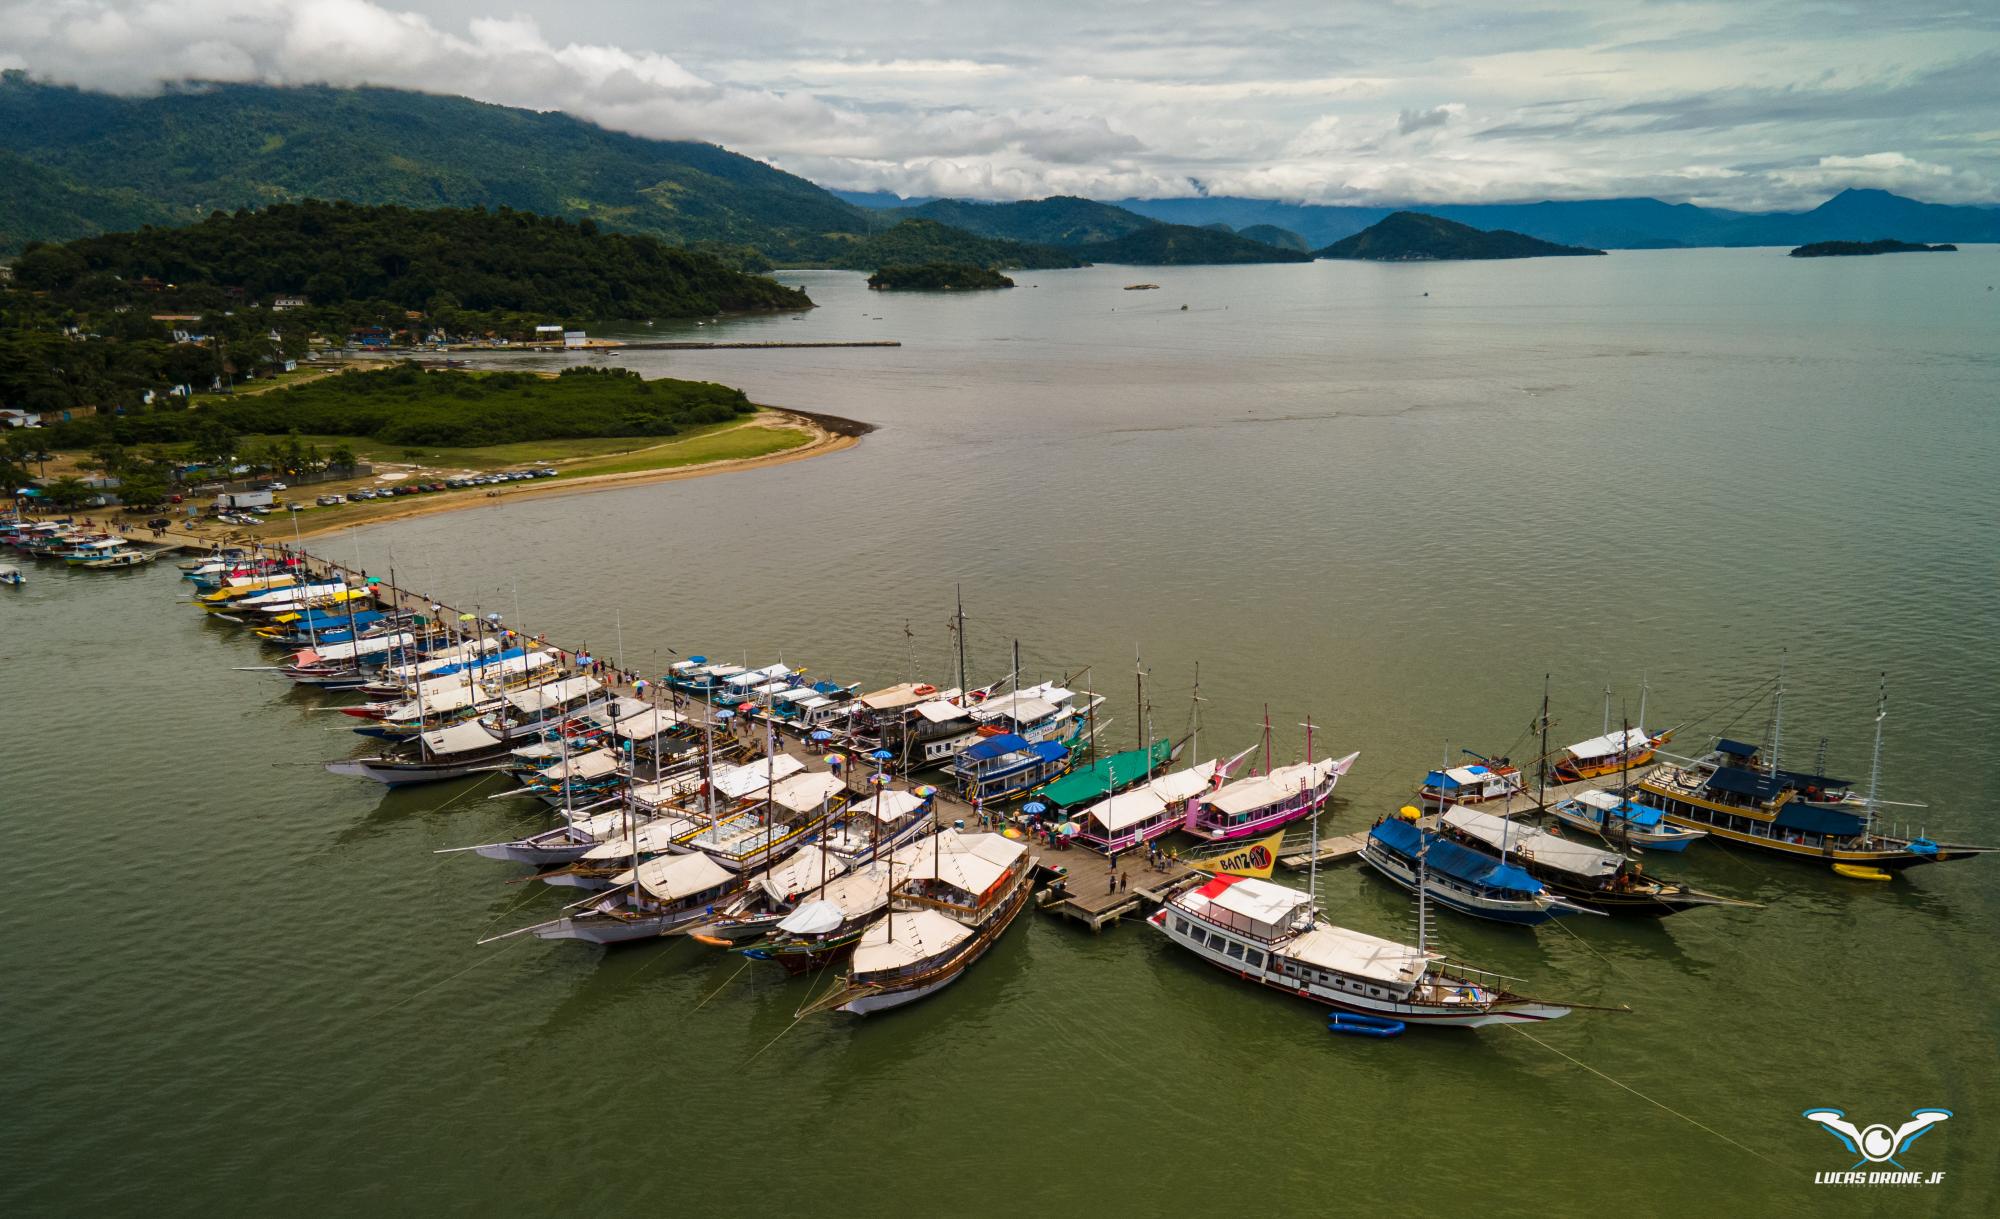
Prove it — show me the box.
[810,729,833,742]
[913,785,938,798]
[869,773,891,787]
[634,679,648,692]
[1023,801,1047,815]
[458,613,476,622]
[1002,828,1022,839]
[823,752,846,766]
[737,701,757,712]
[714,709,735,721]
[869,749,894,761]
[1058,821,1081,837]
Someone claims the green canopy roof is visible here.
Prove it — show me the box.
[1037,739,1174,808]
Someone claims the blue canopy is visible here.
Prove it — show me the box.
[1030,741,1068,762]
[1369,817,1543,896]
[1773,802,1867,836]
[1716,738,1759,759]
[1422,764,1489,790]
[1704,766,1786,801]
[964,733,1029,761]
[1611,799,1665,828]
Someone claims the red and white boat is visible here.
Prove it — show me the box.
[1149,873,1571,1027]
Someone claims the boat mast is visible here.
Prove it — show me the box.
[1190,662,1202,770]
[954,584,968,702]
[1134,649,1145,755]
[1768,649,1787,779]
[1263,704,1273,774]
[1536,674,1551,811]
[1864,675,1887,837]
[1600,681,1611,739]
[1637,672,1649,736]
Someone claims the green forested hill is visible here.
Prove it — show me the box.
[0,75,1058,269]
[11,201,810,319]
[1317,212,1607,260]
[1086,224,1315,264]
[900,196,1160,246]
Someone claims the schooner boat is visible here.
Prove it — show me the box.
[1435,805,1745,917]
[798,831,1035,1015]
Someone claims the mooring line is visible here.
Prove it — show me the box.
[377,937,523,1016]
[1503,1023,1780,1166]
[691,960,751,1013]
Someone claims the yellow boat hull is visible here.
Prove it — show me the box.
[1832,864,1892,882]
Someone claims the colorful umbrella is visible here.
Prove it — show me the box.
[1022,801,1048,815]
[869,749,894,761]
[913,785,938,798]
[810,729,834,741]
[1057,821,1081,837]
[737,701,757,712]
[869,773,891,787]
[823,752,846,766]
[1002,827,1022,839]
[714,709,735,721]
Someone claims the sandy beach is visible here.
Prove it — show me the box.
[101,407,869,553]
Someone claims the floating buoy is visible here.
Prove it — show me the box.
[1327,1012,1405,1038]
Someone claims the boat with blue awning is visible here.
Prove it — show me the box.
[1361,814,1596,925]
[951,732,1075,803]
[1547,788,1706,851]
[1438,805,1746,916]
[1638,738,1994,869]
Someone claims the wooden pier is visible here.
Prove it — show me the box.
[1278,831,1369,870]
[1036,847,1204,933]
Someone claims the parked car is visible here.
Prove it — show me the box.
[534,468,558,478]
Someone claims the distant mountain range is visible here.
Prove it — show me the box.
[841,188,2000,250]
[4,74,1993,268]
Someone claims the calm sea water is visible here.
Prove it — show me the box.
[5,250,1997,1216]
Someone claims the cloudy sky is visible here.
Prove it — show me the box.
[5,0,1998,209]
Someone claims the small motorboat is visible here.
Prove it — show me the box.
[1327,1012,1406,1038]
[1832,864,1892,882]
[0,562,23,585]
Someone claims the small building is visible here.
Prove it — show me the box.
[0,409,40,428]
[215,490,274,511]
[563,330,587,349]
[272,295,308,311]
[533,325,563,344]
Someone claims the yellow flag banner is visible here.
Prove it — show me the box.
[1189,832,1285,879]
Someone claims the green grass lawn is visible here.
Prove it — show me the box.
[234,430,736,471]
[557,423,811,478]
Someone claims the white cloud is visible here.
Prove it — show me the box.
[2,0,1997,208]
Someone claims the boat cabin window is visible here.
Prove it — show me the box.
[1245,950,1266,969]
[1189,928,1207,945]
[1225,941,1245,960]
[1174,918,1190,934]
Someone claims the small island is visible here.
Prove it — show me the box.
[867,262,1016,290]
[1789,239,1958,258]
[1317,211,1606,260]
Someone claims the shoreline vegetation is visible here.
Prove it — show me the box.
[1788,239,1959,257]
[867,262,1015,290]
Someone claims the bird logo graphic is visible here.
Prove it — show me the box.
[1802,1109,1951,1168]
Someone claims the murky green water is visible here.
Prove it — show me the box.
[5,250,1997,1216]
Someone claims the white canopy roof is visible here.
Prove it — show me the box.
[628,772,705,809]
[769,770,846,814]
[776,900,845,935]
[912,694,971,724]
[505,675,601,714]
[1573,788,1624,811]
[1565,727,1653,760]
[851,907,971,974]
[1285,924,1430,985]
[971,693,1058,724]
[1207,875,1311,925]
[296,632,411,664]
[613,706,687,740]
[855,789,927,822]
[757,844,848,902]
[582,814,701,860]
[711,754,806,800]
[898,831,1024,899]
[419,718,502,756]
[621,851,735,902]
[538,748,621,782]
[1081,760,1220,832]
[1441,804,1623,879]
[787,862,895,922]
[726,664,793,688]
[754,681,793,696]
[859,682,936,711]
[1204,755,1347,816]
